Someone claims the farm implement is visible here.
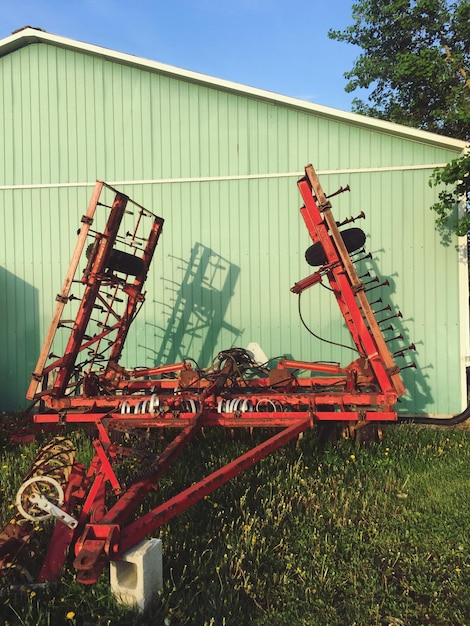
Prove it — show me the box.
[0,165,410,585]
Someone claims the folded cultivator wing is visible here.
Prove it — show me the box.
[1,165,410,586]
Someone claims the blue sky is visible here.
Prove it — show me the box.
[2,0,367,112]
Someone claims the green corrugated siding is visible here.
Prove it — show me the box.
[0,41,465,414]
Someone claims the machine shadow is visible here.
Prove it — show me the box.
[354,250,433,414]
[0,267,39,410]
[151,243,243,368]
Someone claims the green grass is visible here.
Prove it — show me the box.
[0,420,469,626]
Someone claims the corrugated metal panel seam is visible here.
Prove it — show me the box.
[1,28,467,153]
[0,162,458,190]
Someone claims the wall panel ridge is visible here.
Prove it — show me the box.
[0,40,466,415]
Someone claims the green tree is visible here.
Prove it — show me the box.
[329,0,469,238]
[429,150,469,238]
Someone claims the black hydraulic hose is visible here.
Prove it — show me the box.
[399,404,470,426]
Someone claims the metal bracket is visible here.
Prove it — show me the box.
[28,493,78,529]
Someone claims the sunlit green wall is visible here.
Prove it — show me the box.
[0,41,465,414]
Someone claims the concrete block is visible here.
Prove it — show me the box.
[110,538,163,613]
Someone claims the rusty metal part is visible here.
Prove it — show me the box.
[0,437,76,582]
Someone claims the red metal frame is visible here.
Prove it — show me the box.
[6,165,407,585]
[27,181,164,403]
[295,166,405,399]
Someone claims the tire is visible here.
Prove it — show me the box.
[108,249,145,276]
[85,244,145,276]
[305,227,366,266]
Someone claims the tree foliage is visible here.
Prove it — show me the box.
[429,150,470,237]
[329,0,469,237]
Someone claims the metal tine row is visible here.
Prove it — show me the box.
[378,311,403,325]
[346,230,417,368]
[337,210,366,227]
[97,199,154,219]
[351,250,373,263]
[80,229,146,251]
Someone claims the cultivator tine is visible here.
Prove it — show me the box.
[385,333,404,343]
[393,344,416,358]
[352,251,373,263]
[326,184,350,199]
[337,210,365,227]
[374,304,392,314]
[378,311,403,324]
[365,279,390,292]
[350,247,365,258]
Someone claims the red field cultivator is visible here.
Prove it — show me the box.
[0,165,410,585]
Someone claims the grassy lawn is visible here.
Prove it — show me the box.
[0,420,469,625]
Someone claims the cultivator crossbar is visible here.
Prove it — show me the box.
[1,165,409,585]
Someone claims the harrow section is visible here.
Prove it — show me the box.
[1,165,410,585]
[0,437,76,583]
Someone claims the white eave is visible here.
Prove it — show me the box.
[1,27,467,154]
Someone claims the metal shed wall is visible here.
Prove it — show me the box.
[0,40,466,415]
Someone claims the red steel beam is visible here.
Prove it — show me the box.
[119,418,312,554]
[51,191,130,398]
[73,417,203,582]
[27,181,104,400]
[296,167,404,398]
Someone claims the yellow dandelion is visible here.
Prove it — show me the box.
[66,611,75,620]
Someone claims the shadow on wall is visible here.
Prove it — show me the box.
[354,251,433,414]
[0,267,39,411]
[148,243,242,368]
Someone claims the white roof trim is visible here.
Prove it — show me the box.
[1,27,467,153]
